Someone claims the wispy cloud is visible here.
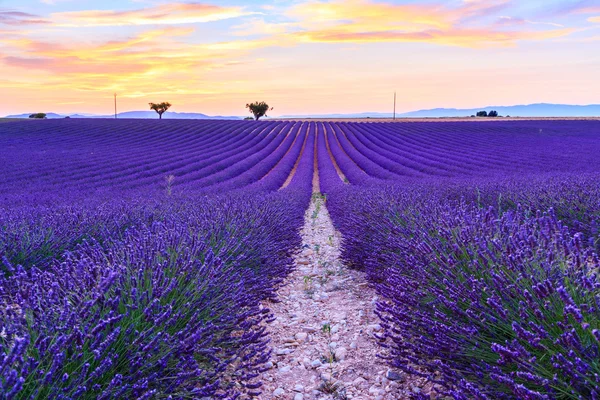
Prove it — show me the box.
[52,2,253,27]
[0,9,49,25]
[496,16,564,28]
[284,0,572,48]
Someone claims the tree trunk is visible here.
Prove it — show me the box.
[159,112,162,119]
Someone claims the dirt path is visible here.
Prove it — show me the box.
[256,191,410,400]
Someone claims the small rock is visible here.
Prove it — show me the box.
[311,359,322,368]
[329,341,338,349]
[293,384,304,392]
[386,369,405,382]
[332,312,348,321]
[334,347,348,361]
[273,387,285,397]
[279,365,291,373]
[276,348,293,356]
[298,259,310,265]
[321,372,331,381]
[367,324,382,332]
[263,361,273,369]
[353,377,366,386]
[294,394,304,400]
[349,341,357,349]
[295,332,308,343]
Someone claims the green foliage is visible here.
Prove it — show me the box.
[488,110,499,117]
[476,111,488,117]
[28,113,47,119]
[149,102,172,119]
[245,101,272,121]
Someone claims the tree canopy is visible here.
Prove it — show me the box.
[149,102,172,119]
[246,101,272,121]
[29,113,47,119]
[476,111,488,117]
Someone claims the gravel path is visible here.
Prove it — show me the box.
[255,193,410,400]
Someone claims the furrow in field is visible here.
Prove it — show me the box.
[280,123,309,190]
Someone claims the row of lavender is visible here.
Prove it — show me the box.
[0,119,307,202]
[0,120,316,398]
[318,121,600,399]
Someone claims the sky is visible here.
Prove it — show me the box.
[1,0,599,116]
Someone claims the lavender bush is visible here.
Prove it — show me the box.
[0,119,314,398]
[1,192,307,399]
[327,179,600,399]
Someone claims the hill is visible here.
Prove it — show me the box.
[279,103,600,119]
[4,111,241,120]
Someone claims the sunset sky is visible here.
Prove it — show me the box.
[1,0,599,116]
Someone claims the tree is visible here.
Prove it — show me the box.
[488,110,498,117]
[476,111,488,117]
[149,102,172,119]
[29,113,47,119]
[246,101,272,121]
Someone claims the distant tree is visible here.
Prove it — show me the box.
[476,111,488,117]
[149,102,172,119]
[246,101,272,121]
[244,116,254,120]
[29,113,47,119]
[506,115,511,118]
[488,110,498,117]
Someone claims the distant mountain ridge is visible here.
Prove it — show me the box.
[280,103,600,119]
[4,103,600,120]
[4,111,241,120]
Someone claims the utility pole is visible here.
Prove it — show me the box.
[114,93,117,119]
[393,91,396,121]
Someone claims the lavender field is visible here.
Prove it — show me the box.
[1,119,600,399]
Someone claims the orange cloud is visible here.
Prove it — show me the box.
[589,16,600,23]
[52,3,252,27]
[0,27,228,93]
[575,7,600,14]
